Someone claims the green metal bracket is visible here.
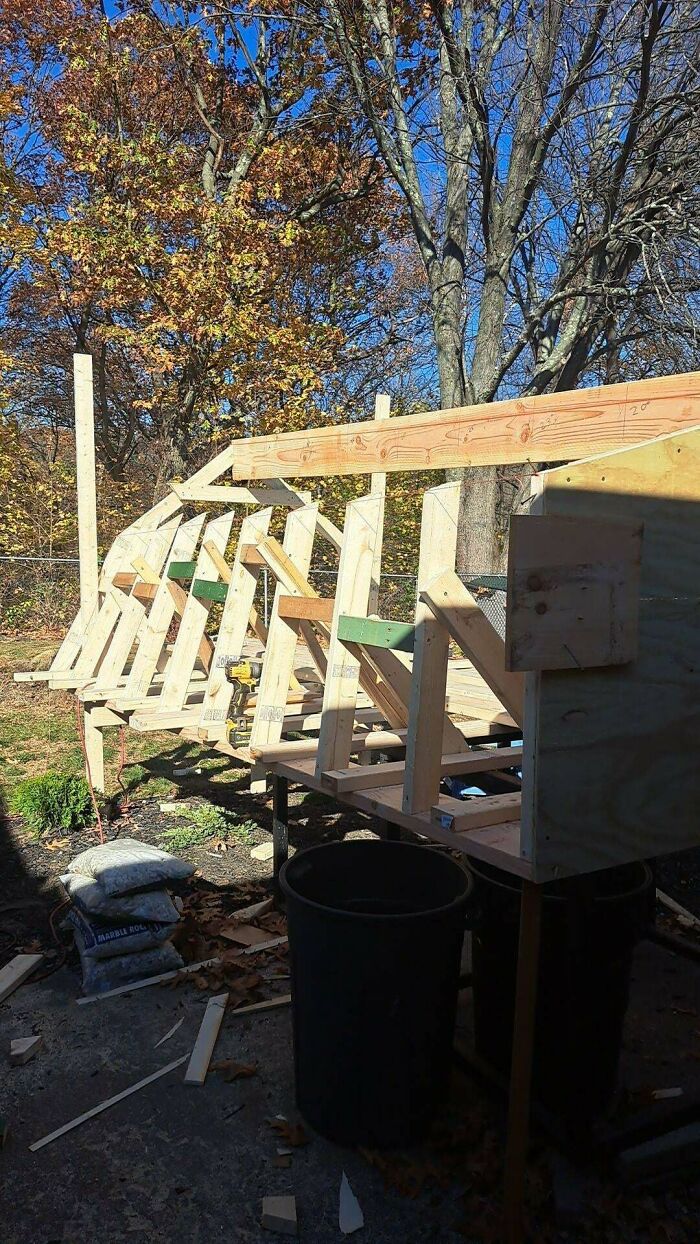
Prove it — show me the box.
[167,560,196,580]
[191,579,228,603]
[337,615,415,652]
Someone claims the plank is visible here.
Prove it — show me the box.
[522,425,700,880]
[315,494,384,775]
[322,745,523,794]
[336,616,414,652]
[159,511,235,711]
[251,718,517,762]
[122,515,207,700]
[199,509,273,737]
[431,792,522,833]
[369,391,390,612]
[0,953,43,1004]
[224,373,700,480]
[249,506,319,753]
[183,992,228,1085]
[93,516,181,690]
[506,514,642,671]
[278,595,335,623]
[74,354,99,629]
[172,482,311,506]
[404,482,462,814]
[422,571,525,725]
[83,707,105,792]
[29,1056,188,1151]
[77,957,220,1004]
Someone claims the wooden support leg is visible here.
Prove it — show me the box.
[377,818,401,842]
[272,774,289,885]
[83,707,105,793]
[503,880,543,1244]
[250,762,267,796]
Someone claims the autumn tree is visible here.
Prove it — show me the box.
[0,0,406,482]
[299,0,700,568]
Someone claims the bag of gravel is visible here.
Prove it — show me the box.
[59,872,180,924]
[74,933,184,995]
[66,906,177,960]
[68,838,193,896]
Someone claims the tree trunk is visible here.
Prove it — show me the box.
[431,274,501,575]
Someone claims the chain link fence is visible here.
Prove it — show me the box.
[0,556,507,640]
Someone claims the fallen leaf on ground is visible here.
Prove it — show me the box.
[210,1059,258,1082]
[44,838,70,851]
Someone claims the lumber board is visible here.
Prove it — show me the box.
[199,508,273,735]
[251,718,517,762]
[122,515,207,700]
[172,481,311,506]
[404,482,462,813]
[506,514,642,671]
[184,992,228,1085]
[322,745,523,794]
[269,757,530,878]
[74,354,99,629]
[249,507,319,753]
[0,953,43,1003]
[29,1056,188,1151]
[159,512,235,711]
[422,571,525,725]
[522,425,700,880]
[278,595,335,623]
[336,615,415,651]
[369,392,390,612]
[315,494,383,775]
[223,373,700,480]
[430,792,522,833]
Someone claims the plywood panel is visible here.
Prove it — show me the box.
[506,515,642,671]
[523,426,700,880]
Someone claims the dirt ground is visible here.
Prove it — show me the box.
[3,785,700,1243]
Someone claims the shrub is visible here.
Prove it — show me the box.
[10,773,95,838]
[158,802,255,850]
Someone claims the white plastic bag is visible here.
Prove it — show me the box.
[68,839,193,896]
[59,872,180,924]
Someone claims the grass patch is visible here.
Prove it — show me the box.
[158,802,256,851]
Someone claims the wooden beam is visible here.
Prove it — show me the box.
[336,616,414,652]
[199,508,273,735]
[315,494,384,775]
[369,391,390,613]
[322,745,523,794]
[278,595,335,623]
[431,792,522,833]
[251,717,517,762]
[173,482,311,507]
[74,354,99,629]
[222,373,700,480]
[422,571,525,726]
[184,992,228,1085]
[0,953,42,1004]
[240,545,267,566]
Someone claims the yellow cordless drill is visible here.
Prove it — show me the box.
[225,659,263,746]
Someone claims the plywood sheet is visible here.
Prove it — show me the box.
[523,426,700,880]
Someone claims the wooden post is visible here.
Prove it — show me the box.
[73,354,99,630]
[369,392,390,614]
[503,880,543,1244]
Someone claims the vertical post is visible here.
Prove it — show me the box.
[74,354,104,792]
[368,392,390,615]
[503,880,543,1244]
[272,773,289,885]
[73,354,99,630]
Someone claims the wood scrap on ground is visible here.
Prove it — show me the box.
[262,1194,297,1236]
[29,1056,188,1152]
[9,1035,43,1066]
[0,954,43,1004]
[184,992,228,1085]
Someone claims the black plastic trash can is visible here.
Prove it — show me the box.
[467,859,654,1127]
[280,840,471,1147]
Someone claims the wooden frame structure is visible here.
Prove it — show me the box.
[15,360,700,1244]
